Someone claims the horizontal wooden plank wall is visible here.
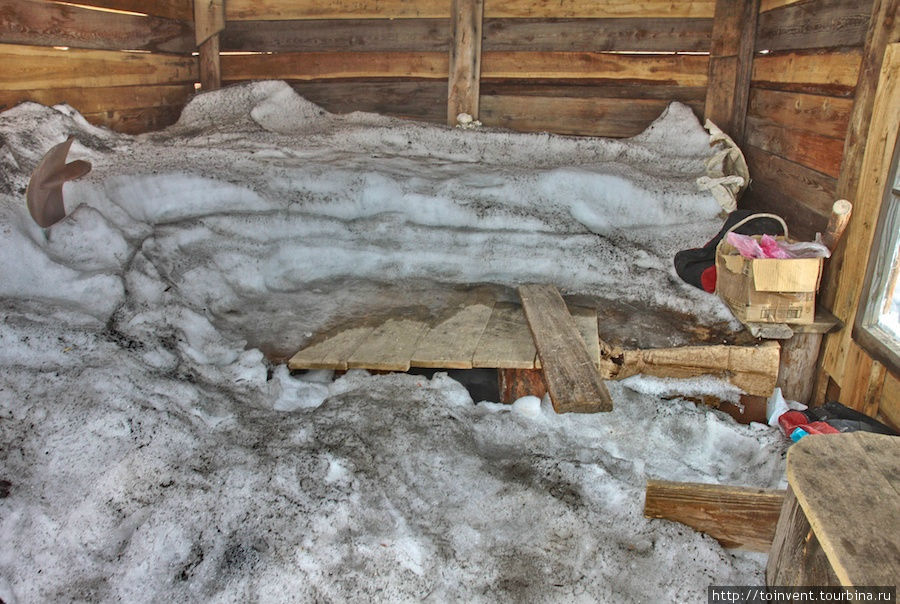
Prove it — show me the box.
[219,1,716,133]
[220,3,452,124]
[478,3,714,137]
[0,0,197,133]
[739,0,871,241]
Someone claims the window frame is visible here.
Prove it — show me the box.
[853,133,900,371]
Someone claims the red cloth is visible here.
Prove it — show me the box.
[700,266,717,293]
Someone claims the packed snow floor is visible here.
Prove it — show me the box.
[0,81,788,603]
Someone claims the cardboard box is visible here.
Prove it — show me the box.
[715,236,824,324]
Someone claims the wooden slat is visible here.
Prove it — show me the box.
[760,0,803,10]
[347,319,429,371]
[481,52,709,85]
[519,285,612,413]
[447,0,484,124]
[483,0,716,18]
[743,144,837,217]
[784,433,900,586]
[221,51,449,81]
[479,81,708,102]
[221,19,451,53]
[480,95,685,137]
[288,326,375,371]
[0,44,197,90]
[570,307,600,367]
[747,88,853,139]
[224,0,715,20]
[411,302,494,369]
[0,0,194,53]
[644,480,786,551]
[226,0,451,20]
[751,49,863,96]
[879,370,900,430]
[80,104,184,134]
[767,484,841,586]
[472,302,537,369]
[482,18,712,53]
[756,0,872,53]
[73,0,193,21]
[0,84,194,114]
[744,116,845,179]
[287,80,447,123]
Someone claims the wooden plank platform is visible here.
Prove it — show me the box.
[518,284,612,413]
[286,289,781,401]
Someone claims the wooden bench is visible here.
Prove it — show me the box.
[768,432,900,586]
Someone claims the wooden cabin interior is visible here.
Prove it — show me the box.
[4,0,895,427]
[1,0,898,594]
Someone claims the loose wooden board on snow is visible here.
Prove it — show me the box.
[518,284,612,413]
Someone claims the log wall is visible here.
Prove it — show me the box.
[218,0,715,133]
[0,0,197,133]
[739,0,872,241]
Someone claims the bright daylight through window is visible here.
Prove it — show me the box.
[857,137,900,368]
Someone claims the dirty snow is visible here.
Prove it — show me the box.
[0,81,787,603]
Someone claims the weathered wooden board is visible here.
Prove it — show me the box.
[411,302,494,369]
[760,0,803,10]
[224,0,714,20]
[480,95,685,137]
[80,104,185,134]
[482,52,709,85]
[74,0,193,21]
[0,83,194,114]
[221,19,451,53]
[288,326,374,371]
[767,484,841,586]
[287,80,447,123]
[0,44,197,90]
[570,307,600,367]
[747,88,852,139]
[347,319,429,371]
[479,82,708,103]
[221,51,449,81]
[519,285,612,413]
[751,49,862,96]
[609,341,780,397]
[743,144,837,217]
[447,0,483,124]
[483,0,716,18]
[644,480,786,551]
[776,433,900,586]
[756,0,872,53]
[879,370,900,431]
[0,0,194,53]
[472,302,537,369]
[226,0,451,20]
[482,18,712,52]
[744,116,845,179]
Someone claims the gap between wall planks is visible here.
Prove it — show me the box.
[643,480,786,552]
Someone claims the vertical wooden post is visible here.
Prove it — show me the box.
[704,0,760,145]
[447,0,484,126]
[194,0,225,91]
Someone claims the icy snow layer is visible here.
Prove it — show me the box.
[0,81,787,603]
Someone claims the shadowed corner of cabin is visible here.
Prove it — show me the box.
[25,136,92,229]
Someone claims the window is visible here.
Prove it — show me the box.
[855,134,900,369]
